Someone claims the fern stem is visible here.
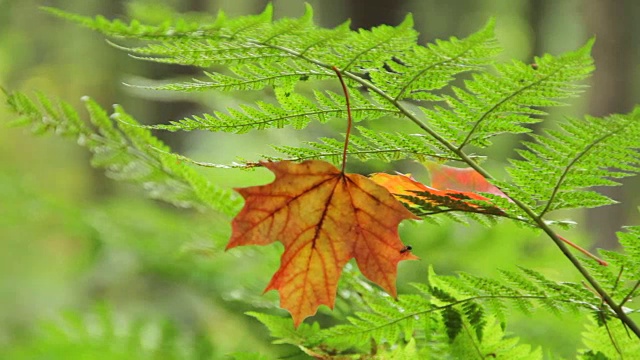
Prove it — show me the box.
[620,280,640,307]
[332,66,352,173]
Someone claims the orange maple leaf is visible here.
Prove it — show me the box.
[370,172,504,215]
[227,160,419,326]
[425,162,508,199]
[372,166,608,266]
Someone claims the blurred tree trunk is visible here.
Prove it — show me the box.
[526,0,549,135]
[346,0,408,28]
[527,0,547,59]
[584,0,637,248]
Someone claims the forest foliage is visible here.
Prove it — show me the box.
[3,4,640,359]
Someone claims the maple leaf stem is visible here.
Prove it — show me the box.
[332,66,352,174]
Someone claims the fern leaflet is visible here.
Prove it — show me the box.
[507,108,640,214]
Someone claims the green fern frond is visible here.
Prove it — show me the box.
[106,7,341,70]
[370,19,500,102]
[507,107,640,215]
[42,6,224,39]
[375,338,420,359]
[334,15,418,72]
[313,266,585,353]
[115,37,293,67]
[245,312,319,347]
[45,4,416,75]
[149,89,398,134]
[425,266,601,326]
[4,91,240,215]
[0,305,203,360]
[44,5,379,76]
[46,3,286,43]
[313,267,551,357]
[580,316,640,359]
[270,126,462,164]
[577,225,640,307]
[319,292,422,351]
[43,6,500,138]
[139,62,334,92]
[424,39,594,149]
[617,225,640,275]
[450,319,543,360]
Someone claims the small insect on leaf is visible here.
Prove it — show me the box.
[400,245,412,253]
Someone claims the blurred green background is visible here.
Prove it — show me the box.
[1,0,639,358]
